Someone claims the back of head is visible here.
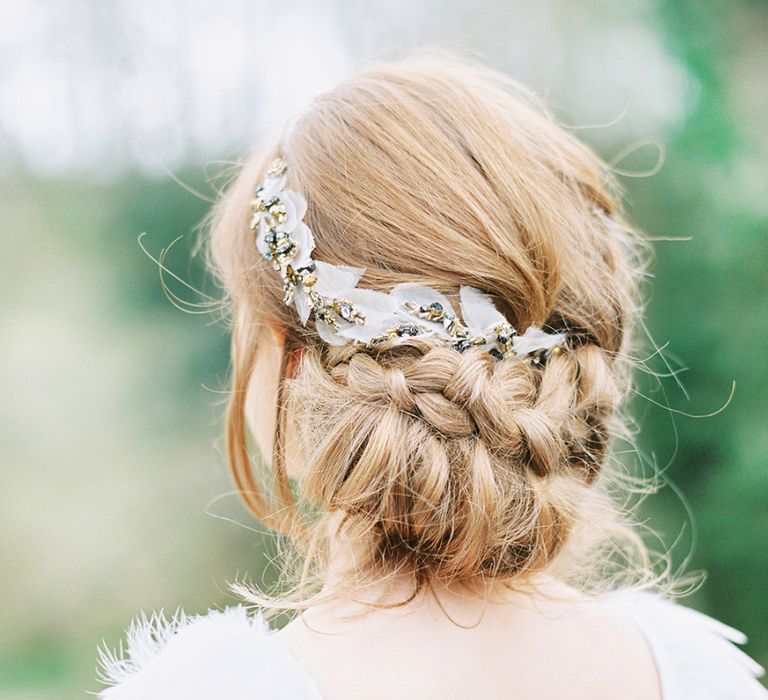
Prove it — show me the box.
[204,50,665,609]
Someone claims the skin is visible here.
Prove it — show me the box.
[244,323,663,700]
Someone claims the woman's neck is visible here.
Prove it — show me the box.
[311,511,583,616]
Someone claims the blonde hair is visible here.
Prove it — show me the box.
[201,50,695,618]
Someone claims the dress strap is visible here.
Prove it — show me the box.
[591,588,767,700]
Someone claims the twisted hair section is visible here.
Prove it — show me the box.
[285,336,627,585]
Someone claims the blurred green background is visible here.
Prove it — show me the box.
[1,0,766,697]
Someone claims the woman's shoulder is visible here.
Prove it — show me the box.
[273,583,767,700]
[588,586,767,699]
[95,605,324,700]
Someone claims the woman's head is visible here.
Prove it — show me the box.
[204,50,666,609]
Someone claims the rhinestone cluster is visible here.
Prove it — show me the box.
[250,159,366,334]
[249,157,567,363]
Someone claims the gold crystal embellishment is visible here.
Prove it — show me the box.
[250,157,567,360]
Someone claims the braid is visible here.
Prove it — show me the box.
[287,336,625,582]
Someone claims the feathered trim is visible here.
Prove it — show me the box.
[95,606,282,698]
[97,608,188,687]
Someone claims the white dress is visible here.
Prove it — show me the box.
[95,587,767,699]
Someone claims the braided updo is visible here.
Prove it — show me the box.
[292,334,624,586]
[204,49,678,613]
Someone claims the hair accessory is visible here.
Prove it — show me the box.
[250,157,567,362]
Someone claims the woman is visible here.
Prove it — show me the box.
[96,50,767,699]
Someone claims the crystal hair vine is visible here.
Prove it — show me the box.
[249,157,567,362]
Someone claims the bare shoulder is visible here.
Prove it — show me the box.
[275,582,663,700]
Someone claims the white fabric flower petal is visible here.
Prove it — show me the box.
[313,261,366,297]
[284,190,307,223]
[334,288,401,342]
[294,286,312,326]
[459,286,509,336]
[260,173,287,198]
[389,283,457,341]
[342,288,400,316]
[337,321,391,343]
[273,194,297,233]
[289,222,315,269]
[315,318,348,346]
[512,326,565,356]
[389,283,457,318]
[277,191,306,232]
[418,325,456,342]
[255,219,271,258]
